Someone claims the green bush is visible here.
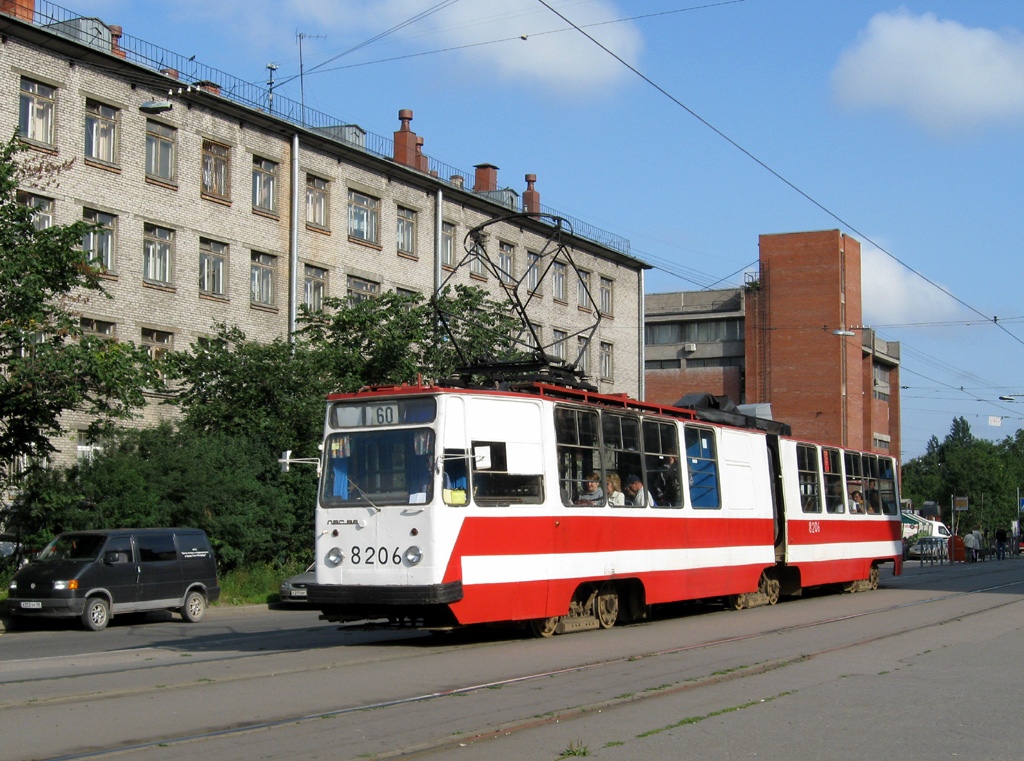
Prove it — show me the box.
[216,561,310,606]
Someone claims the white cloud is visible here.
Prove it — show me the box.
[291,0,643,93]
[860,244,966,326]
[832,10,1024,135]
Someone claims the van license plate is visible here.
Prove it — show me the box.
[21,601,42,609]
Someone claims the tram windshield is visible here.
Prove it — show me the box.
[321,397,437,508]
[322,428,435,507]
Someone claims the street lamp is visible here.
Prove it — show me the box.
[998,394,1024,401]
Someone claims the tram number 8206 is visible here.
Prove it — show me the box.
[350,546,403,565]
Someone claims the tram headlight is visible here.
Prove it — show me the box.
[404,546,423,565]
[325,547,344,567]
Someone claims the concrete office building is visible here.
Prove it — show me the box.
[645,230,901,459]
[1,1,648,468]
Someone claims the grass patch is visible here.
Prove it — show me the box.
[637,691,796,737]
[216,561,309,606]
[559,740,590,757]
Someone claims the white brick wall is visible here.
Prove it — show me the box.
[1,31,643,469]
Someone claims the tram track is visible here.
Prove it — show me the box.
[15,570,1024,761]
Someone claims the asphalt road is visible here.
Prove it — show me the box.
[2,557,1022,761]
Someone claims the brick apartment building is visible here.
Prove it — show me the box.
[645,230,901,460]
[0,1,648,468]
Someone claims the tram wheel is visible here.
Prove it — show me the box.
[759,572,781,606]
[868,565,880,590]
[729,594,746,611]
[529,616,560,638]
[596,583,619,629]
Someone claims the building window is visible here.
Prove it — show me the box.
[645,359,681,370]
[145,120,175,182]
[19,192,53,230]
[553,261,567,302]
[576,338,590,374]
[498,242,514,285]
[80,317,116,337]
[141,328,173,363]
[252,156,277,213]
[143,224,173,285]
[527,252,540,291]
[347,275,379,304]
[552,329,567,361]
[523,323,540,350]
[577,270,592,309]
[304,264,328,311]
[250,252,276,306]
[76,431,103,463]
[18,77,54,146]
[873,364,891,401]
[306,174,329,228]
[600,342,613,379]
[348,189,379,243]
[84,100,117,164]
[199,238,227,296]
[600,277,613,315]
[396,206,416,255]
[201,140,230,199]
[83,209,116,270]
[470,245,487,277]
[442,222,455,267]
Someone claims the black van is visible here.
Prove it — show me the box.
[5,528,219,631]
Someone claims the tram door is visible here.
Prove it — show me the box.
[765,435,787,560]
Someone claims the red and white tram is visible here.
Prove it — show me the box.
[307,382,902,635]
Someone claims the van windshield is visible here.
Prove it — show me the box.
[38,534,106,562]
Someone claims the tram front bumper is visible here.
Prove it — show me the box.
[307,581,463,608]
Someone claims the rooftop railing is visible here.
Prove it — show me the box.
[18,1,631,257]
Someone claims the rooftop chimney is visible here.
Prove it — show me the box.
[415,136,429,173]
[523,174,540,215]
[474,163,499,192]
[109,24,126,59]
[393,109,418,169]
[0,0,35,23]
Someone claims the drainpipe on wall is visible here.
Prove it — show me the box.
[638,269,645,400]
[434,187,443,294]
[288,133,300,342]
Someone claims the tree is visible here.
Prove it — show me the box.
[0,135,157,489]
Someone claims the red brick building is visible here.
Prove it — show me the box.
[645,229,901,460]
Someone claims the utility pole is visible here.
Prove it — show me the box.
[266,62,278,113]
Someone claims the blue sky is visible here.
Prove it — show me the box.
[67,0,1024,460]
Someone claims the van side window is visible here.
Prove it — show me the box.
[105,536,133,563]
[138,533,177,562]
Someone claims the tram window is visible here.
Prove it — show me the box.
[643,419,682,508]
[556,407,604,506]
[878,457,898,515]
[863,455,882,514]
[321,429,434,507]
[822,447,845,514]
[796,444,822,513]
[684,426,720,509]
[443,448,470,506]
[844,451,865,515]
[471,440,543,506]
[602,413,643,507]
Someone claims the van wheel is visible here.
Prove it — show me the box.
[81,598,110,631]
[181,590,206,623]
